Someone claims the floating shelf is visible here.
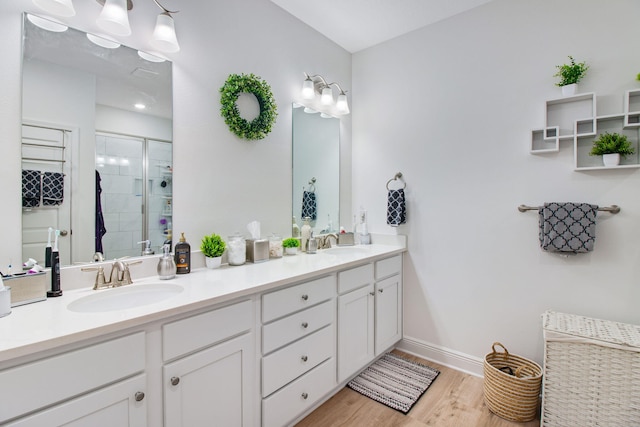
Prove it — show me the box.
[545,92,596,139]
[574,114,640,170]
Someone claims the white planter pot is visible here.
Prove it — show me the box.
[205,256,222,269]
[285,247,298,255]
[602,153,621,167]
[561,83,577,97]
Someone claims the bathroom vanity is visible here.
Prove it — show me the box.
[0,241,405,426]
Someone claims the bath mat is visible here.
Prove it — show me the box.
[347,352,439,414]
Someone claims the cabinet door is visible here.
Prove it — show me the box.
[375,274,402,356]
[337,283,374,382]
[164,333,254,427]
[7,374,147,427]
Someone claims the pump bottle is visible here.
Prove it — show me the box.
[174,232,191,274]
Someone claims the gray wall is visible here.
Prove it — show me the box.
[353,0,640,370]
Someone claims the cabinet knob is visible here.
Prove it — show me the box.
[170,376,180,386]
[134,391,145,402]
[378,288,384,293]
[301,294,309,301]
[369,292,375,296]
[301,355,308,362]
[301,322,309,329]
[301,392,309,400]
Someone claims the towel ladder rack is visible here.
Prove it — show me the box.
[518,204,620,214]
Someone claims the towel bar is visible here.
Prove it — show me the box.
[518,204,620,214]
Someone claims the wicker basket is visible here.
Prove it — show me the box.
[542,311,640,427]
[483,342,542,422]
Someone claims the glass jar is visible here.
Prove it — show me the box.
[227,234,246,266]
[269,234,283,258]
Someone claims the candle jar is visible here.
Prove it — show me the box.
[269,234,283,258]
[227,234,246,266]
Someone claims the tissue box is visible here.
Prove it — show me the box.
[5,272,48,307]
[246,239,269,263]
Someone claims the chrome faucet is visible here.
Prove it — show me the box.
[82,258,142,290]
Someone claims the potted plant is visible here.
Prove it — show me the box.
[554,55,589,96]
[588,132,635,167]
[282,237,300,255]
[200,233,226,268]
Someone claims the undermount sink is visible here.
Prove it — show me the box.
[321,246,372,255]
[67,283,183,313]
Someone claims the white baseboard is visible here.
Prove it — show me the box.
[396,336,484,377]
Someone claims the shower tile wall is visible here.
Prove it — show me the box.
[96,135,172,259]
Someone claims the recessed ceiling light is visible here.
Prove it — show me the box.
[86,33,120,49]
[27,14,68,32]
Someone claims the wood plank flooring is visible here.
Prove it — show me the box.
[296,350,540,427]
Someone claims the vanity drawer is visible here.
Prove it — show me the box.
[263,299,335,355]
[163,299,252,361]
[262,275,335,323]
[375,255,402,280]
[0,332,145,423]
[338,263,374,294]
[262,325,334,397]
[262,358,336,427]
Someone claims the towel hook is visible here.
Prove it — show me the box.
[386,172,406,190]
[307,177,316,192]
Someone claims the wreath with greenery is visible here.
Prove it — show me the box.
[219,73,277,140]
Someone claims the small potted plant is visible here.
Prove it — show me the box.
[554,55,589,96]
[201,233,226,268]
[282,237,300,255]
[588,132,635,167]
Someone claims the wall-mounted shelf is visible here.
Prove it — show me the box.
[531,127,559,153]
[545,92,596,139]
[624,89,640,127]
[574,114,640,170]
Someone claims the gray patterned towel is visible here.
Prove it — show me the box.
[387,189,406,226]
[22,169,41,208]
[301,190,317,220]
[42,172,64,206]
[539,202,598,253]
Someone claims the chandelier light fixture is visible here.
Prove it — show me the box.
[301,73,350,115]
[32,0,181,53]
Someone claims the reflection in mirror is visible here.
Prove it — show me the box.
[292,105,340,235]
[21,13,173,266]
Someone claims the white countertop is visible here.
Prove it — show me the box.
[0,242,405,364]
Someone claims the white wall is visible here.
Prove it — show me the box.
[0,0,351,267]
[353,0,640,371]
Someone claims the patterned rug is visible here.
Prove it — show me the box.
[347,353,440,414]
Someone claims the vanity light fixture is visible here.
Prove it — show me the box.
[33,0,180,53]
[86,33,121,49]
[301,73,350,115]
[26,14,68,32]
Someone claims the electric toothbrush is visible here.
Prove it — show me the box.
[47,229,62,297]
[45,227,53,267]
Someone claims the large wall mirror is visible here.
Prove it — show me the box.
[292,105,340,234]
[21,14,173,266]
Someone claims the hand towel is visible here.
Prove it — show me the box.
[22,169,41,208]
[387,189,406,226]
[302,190,317,220]
[42,172,64,206]
[538,202,598,253]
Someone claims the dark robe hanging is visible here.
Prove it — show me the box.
[95,170,107,253]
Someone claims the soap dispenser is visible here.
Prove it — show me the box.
[174,232,191,274]
[157,244,177,280]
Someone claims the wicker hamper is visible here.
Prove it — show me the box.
[542,310,640,427]
[483,342,543,422]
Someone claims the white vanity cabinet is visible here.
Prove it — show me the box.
[162,299,255,427]
[337,255,403,383]
[0,332,147,426]
[260,275,337,427]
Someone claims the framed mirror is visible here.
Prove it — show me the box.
[21,13,173,266]
[292,105,340,235]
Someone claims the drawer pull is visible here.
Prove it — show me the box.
[301,322,309,329]
[301,392,309,400]
[134,391,145,402]
[170,376,180,386]
[301,294,309,301]
[369,292,375,296]
[301,355,308,362]
[378,288,384,293]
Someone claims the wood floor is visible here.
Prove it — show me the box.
[296,350,540,427]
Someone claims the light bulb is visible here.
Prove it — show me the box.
[320,87,333,105]
[150,12,180,53]
[97,0,131,36]
[87,33,120,49]
[26,14,68,32]
[302,78,315,99]
[336,92,350,114]
[32,0,75,17]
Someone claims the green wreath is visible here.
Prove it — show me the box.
[219,73,278,140]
